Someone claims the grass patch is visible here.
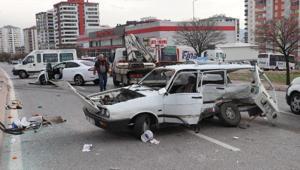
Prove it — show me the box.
[229,70,300,85]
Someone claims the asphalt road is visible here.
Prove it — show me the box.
[1,63,300,170]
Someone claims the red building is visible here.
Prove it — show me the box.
[77,16,239,57]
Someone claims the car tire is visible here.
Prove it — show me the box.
[113,74,120,86]
[133,114,152,138]
[39,75,47,85]
[290,93,300,115]
[218,102,241,127]
[19,71,28,79]
[74,75,85,86]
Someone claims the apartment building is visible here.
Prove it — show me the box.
[23,26,39,53]
[244,0,256,43]
[36,10,55,50]
[0,25,22,54]
[246,0,300,57]
[53,0,100,48]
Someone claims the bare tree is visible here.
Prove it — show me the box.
[174,18,225,56]
[256,17,300,85]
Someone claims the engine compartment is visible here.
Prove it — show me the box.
[90,88,145,105]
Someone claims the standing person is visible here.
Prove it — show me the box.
[94,54,109,91]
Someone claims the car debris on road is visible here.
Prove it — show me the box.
[5,100,23,110]
[0,115,66,135]
[82,144,93,152]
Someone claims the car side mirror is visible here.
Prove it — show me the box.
[158,88,167,95]
[22,61,27,65]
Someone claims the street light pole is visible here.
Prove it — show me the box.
[193,0,198,21]
[193,0,195,21]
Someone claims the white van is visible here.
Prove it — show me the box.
[12,49,77,79]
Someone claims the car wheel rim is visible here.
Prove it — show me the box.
[291,96,300,112]
[225,107,236,120]
[21,72,26,78]
[75,77,82,85]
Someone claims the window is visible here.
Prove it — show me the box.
[201,72,225,85]
[43,53,58,63]
[258,54,268,58]
[53,63,66,69]
[37,54,41,63]
[60,53,74,62]
[169,72,198,94]
[65,62,80,68]
[140,69,175,89]
[24,55,34,64]
[161,46,177,62]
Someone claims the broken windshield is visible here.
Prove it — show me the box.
[139,69,175,89]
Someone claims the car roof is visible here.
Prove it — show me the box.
[64,60,92,63]
[160,63,253,71]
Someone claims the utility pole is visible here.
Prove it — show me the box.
[193,0,198,20]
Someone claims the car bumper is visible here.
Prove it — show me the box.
[286,86,291,105]
[286,94,290,105]
[83,107,131,130]
[12,69,19,75]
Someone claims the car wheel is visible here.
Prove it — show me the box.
[39,75,47,85]
[134,115,152,138]
[74,75,85,86]
[290,93,300,115]
[218,102,241,127]
[113,74,120,86]
[19,71,28,79]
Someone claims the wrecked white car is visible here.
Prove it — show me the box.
[69,64,279,137]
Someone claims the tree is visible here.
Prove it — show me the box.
[174,18,225,56]
[256,17,300,85]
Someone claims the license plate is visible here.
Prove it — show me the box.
[86,116,95,125]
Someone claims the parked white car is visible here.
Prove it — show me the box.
[65,64,279,137]
[286,77,300,114]
[37,60,98,86]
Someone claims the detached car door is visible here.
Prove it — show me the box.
[163,71,202,125]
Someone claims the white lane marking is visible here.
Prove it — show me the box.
[187,131,241,152]
[77,86,86,90]
[0,68,23,170]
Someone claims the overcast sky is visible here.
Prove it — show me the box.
[0,0,245,29]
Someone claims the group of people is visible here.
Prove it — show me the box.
[93,54,110,91]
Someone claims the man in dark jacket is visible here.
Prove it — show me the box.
[94,54,110,91]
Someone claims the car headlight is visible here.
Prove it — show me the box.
[101,109,106,115]
[98,108,110,118]
[105,110,110,118]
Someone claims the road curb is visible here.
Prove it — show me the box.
[0,67,23,170]
[0,68,9,154]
